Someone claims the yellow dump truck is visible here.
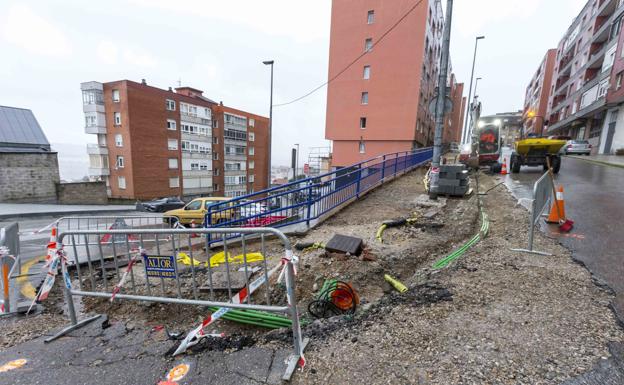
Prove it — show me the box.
[510,138,567,174]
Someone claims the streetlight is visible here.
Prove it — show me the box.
[461,35,485,144]
[294,143,300,178]
[474,77,482,98]
[263,60,274,189]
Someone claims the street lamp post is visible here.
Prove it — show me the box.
[263,60,274,189]
[461,36,485,144]
[294,143,300,178]
[474,77,482,99]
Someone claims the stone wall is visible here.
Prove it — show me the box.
[56,181,108,205]
[0,152,60,203]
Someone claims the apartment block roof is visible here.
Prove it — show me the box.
[0,105,51,152]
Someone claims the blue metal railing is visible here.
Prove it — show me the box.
[205,147,433,243]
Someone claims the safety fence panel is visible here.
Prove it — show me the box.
[52,227,304,378]
[206,148,433,243]
[510,171,553,256]
[54,215,175,235]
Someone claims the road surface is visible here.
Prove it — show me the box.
[504,156,624,323]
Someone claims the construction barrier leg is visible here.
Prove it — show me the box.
[44,286,101,343]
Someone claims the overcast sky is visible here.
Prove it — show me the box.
[1,0,587,180]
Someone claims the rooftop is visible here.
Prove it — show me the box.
[0,106,51,152]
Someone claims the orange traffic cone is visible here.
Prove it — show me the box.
[547,185,567,223]
[190,220,199,238]
[501,158,508,175]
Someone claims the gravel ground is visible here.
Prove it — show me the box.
[291,171,624,385]
[1,168,621,385]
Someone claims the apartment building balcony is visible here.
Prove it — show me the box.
[224,154,246,161]
[87,143,108,155]
[548,97,607,132]
[224,138,247,146]
[586,44,609,70]
[597,0,618,17]
[224,184,246,191]
[224,169,246,176]
[88,166,110,177]
[85,123,106,135]
[224,122,247,132]
[180,113,212,127]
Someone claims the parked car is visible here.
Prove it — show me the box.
[136,197,185,212]
[563,140,592,155]
[163,197,235,226]
[239,201,269,217]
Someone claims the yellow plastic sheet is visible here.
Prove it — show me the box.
[177,251,264,268]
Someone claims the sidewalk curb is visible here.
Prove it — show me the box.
[0,209,138,221]
[567,155,624,169]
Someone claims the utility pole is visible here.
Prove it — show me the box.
[263,60,274,189]
[429,0,453,199]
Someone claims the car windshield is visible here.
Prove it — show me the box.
[185,200,202,210]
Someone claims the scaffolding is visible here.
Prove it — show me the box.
[306,147,331,176]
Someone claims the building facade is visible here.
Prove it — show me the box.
[544,0,624,154]
[81,80,268,200]
[523,49,557,136]
[325,0,464,167]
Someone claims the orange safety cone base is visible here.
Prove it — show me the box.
[547,186,567,223]
[501,159,508,175]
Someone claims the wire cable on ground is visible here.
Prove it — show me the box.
[432,170,490,269]
[273,0,426,108]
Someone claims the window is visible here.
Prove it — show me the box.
[169,177,179,188]
[115,134,123,147]
[213,120,219,128]
[114,112,121,126]
[167,119,177,130]
[168,139,178,150]
[365,38,373,52]
[168,158,178,169]
[166,99,176,111]
[617,72,624,90]
[361,92,369,105]
[249,160,255,169]
[359,141,366,154]
[118,176,126,189]
[214,168,220,176]
[367,10,374,24]
[363,65,371,79]
[112,89,120,102]
[249,118,255,127]
[191,162,199,171]
[85,115,96,127]
[213,152,219,160]
[249,147,255,156]
[116,156,124,168]
[249,132,255,142]
[360,117,367,129]
[249,174,255,183]
[213,184,219,191]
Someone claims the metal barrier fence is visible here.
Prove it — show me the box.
[206,148,433,243]
[41,215,175,236]
[52,227,304,379]
[0,222,20,313]
[511,171,553,256]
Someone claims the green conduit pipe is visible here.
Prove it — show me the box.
[432,208,489,270]
[207,306,293,329]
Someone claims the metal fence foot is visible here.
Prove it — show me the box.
[282,337,310,381]
[510,248,553,256]
[44,314,102,343]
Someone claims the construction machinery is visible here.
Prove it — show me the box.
[509,137,566,174]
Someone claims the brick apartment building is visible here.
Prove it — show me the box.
[325,0,465,167]
[523,49,557,136]
[446,73,466,144]
[81,79,268,200]
[538,0,624,154]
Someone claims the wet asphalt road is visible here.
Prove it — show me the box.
[505,156,624,323]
